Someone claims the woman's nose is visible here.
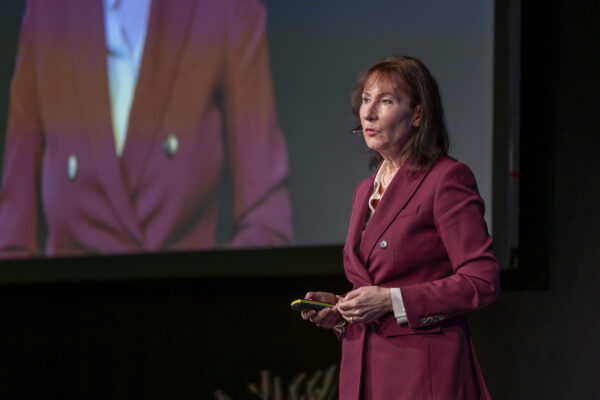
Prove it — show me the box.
[363,103,377,121]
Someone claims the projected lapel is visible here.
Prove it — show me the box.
[66,0,143,246]
[120,0,196,194]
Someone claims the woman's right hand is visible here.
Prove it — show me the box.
[300,291,342,329]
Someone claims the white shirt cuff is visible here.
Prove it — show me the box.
[391,287,408,325]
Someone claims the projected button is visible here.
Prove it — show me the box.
[164,134,178,157]
[68,155,78,180]
[379,240,388,249]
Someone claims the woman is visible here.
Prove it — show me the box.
[301,56,500,399]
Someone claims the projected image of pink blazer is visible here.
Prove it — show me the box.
[0,0,292,258]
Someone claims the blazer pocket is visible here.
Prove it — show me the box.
[395,204,421,220]
[374,315,441,337]
[381,323,441,337]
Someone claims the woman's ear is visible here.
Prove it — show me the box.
[412,104,422,127]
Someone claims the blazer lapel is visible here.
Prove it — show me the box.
[120,0,196,193]
[358,163,431,263]
[344,175,376,287]
[66,0,144,246]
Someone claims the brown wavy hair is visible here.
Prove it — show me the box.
[351,56,449,171]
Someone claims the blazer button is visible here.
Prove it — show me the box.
[379,240,388,249]
[67,155,78,180]
[164,133,178,157]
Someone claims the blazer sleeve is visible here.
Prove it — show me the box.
[0,0,44,258]
[222,0,292,247]
[400,162,500,328]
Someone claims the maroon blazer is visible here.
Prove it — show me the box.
[340,156,500,399]
[0,0,292,257]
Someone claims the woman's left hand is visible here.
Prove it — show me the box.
[336,286,393,324]
[300,291,343,329]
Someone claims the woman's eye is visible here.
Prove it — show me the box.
[362,97,370,104]
[382,99,393,104]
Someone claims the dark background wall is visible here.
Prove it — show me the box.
[1,0,600,399]
[471,0,600,398]
[0,276,348,399]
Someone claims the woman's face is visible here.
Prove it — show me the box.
[359,76,421,160]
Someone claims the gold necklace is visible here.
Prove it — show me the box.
[380,163,389,188]
[382,160,403,187]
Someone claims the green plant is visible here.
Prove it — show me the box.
[214,364,338,400]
